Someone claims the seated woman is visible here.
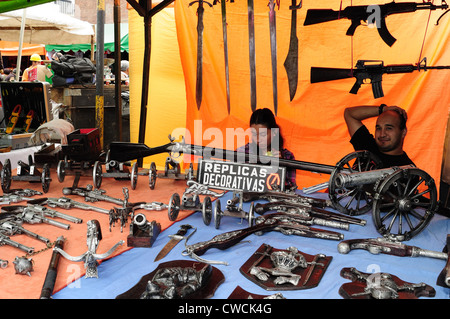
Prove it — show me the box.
[237,108,296,189]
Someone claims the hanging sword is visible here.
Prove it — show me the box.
[189,0,213,110]
[214,0,234,114]
[248,0,257,112]
[284,0,302,101]
[268,0,280,115]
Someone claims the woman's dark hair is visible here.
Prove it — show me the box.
[249,108,284,150]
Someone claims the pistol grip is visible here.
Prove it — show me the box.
[346,19,361,36]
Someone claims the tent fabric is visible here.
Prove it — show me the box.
[169,0,450,190]
[45,33,129,53]
[0,0,54,14]
[0,40,45,56]
[0,3,94,45]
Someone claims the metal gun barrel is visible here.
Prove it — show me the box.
[1,221,50,244]
[334,165,413,188]
[0,233,34,254]
[22,211,71,230]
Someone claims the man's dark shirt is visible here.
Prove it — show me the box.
[350,125,415,168]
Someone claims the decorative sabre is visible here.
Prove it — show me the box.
[189,0,213,110]
[283,0,302,101]
[248,0,257,111]
[268,0,279,115]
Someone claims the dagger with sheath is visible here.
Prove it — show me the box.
[154,224,195,261]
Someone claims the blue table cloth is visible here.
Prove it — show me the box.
[53,191,450,299]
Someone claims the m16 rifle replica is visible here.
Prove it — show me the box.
[1,156,51,193]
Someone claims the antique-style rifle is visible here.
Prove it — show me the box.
[304,1,449,46]
[182,213,344,265]
[311,58,450,98]
[253,201,366,227]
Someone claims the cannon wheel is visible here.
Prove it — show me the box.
[41,164,51,193]
[214,199,222,229]
[372,168,437,241]
[56,160,66,183]
[93,161,103,189]
[1,158,11,193]
[202,196,212,225]
[329,151,383,216]
[247,202,255,226]
[149,162,157,190]
[130,162,138,190]
[168,192,180,221]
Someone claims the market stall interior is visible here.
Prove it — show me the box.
[0,0,449,300]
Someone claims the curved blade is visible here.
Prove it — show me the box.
[154,224,192,262]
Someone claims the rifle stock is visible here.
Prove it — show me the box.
[310,67,353,84]
[109,141,174,163]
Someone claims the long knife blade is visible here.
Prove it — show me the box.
[268,0,278,115]
[154,224,193,261]
[190,0,212,110]
[221,0,232,114]
[284,0,302,101]
[248,0,257,112]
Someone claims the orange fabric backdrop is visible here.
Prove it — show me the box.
[174,0,450,189]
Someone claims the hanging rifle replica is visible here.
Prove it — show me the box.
[303,1,449,47]
[284,0,302,101]
[310,58,450,98]
[190,0,213,110]
[268,0,279,115]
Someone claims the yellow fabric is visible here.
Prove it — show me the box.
[173,0,450,189]
[128,1,450,189]
[128,8,187,169]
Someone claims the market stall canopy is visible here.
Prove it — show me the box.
[0,40,45,56]
[46,24,129,53]
[0,3,94,45]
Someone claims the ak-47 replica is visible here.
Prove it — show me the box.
[310,57,450,99]
[1,157,51,193]
[54,219,124,278]
[182,213,344,265]
[303,1,449,46]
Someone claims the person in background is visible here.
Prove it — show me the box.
[121,60,129,84]
[237,108,297,189]
[344,104,415,167]
[22,53,53,82]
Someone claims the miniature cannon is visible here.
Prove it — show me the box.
[213,191,255,229]
[330,165,437,241]
[56,128,105,184]
[166,192,213,226]
[1,156,51,193]
[148,160,195,190]
[92,157,139,190]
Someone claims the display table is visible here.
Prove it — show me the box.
[51,189,449,300]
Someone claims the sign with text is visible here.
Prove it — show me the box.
[197,159,286,192]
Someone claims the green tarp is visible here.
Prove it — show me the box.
[0,0,54,14]
[46,33,129,53]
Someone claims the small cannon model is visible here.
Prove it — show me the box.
[1,156,51,193]
[56,128,104,185]
[329,164,437,241]
[148,159,195,190]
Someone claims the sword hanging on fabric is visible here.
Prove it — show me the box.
[284,0,302,101]
[268,0,280,115]
[190,0,213,110]
[214,0,234,114]
[248,0,257,112]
